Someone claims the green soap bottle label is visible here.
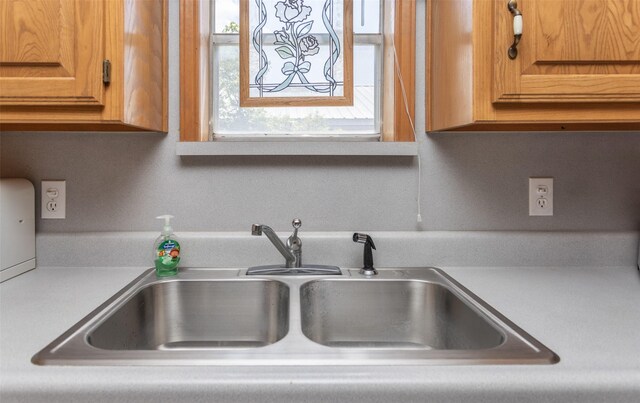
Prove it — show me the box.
[155,240,180,271]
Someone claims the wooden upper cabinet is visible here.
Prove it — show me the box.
[0,0,104,107]
[494,0,640,103]
[428,0,640,131]
[0,0,167,132]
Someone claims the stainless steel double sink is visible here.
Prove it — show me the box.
[33,268,558,365]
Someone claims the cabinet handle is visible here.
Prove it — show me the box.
[102,60,111,85]
[507,0,523,59]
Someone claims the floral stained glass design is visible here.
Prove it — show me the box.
[240,0,353,107]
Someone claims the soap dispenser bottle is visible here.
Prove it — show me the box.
[154,215,181,277]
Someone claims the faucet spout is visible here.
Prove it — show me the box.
[252,224,297,268]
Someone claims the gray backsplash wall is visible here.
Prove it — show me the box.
[1,0,639,234]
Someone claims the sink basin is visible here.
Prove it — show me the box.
[89,280,289,350]
[33,267,558,366]
[301,280,503,350]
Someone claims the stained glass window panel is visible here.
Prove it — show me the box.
[240,0,353,107]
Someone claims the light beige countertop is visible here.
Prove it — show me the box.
[2,265,640,403]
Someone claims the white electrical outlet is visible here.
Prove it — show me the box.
[529,178,553,216]
[41,180,66,219]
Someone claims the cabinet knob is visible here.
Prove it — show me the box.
[507,0,523,60]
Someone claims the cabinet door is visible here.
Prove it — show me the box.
[493,0,640,103]
[0,0,105,106]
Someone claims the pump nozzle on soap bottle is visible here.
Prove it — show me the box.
[153,215,181,277]
[157,214,174,235]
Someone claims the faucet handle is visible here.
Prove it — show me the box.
[288,219,302,251]
[291,218,302,238]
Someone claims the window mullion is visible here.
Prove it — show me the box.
[211,33,382,45]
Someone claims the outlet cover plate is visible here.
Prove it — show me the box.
[529,178,553,216]
[41,180,66,219]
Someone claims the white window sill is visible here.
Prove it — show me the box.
[176,141,418,156]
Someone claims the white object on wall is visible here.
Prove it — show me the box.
[529,177,554,216]
[41,180,66,219]
[1,179,36,282]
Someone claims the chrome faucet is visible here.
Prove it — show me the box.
[247,218,341,276]
[251,219,302,268]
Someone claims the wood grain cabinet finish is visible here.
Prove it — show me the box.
[0,0,167,132]
[428,0,640,131]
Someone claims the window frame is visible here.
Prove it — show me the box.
[180,0,415,142]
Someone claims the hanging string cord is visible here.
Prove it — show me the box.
[391,35,422,223]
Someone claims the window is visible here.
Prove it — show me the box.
[238,0,353,107]
[180,0,415,142]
